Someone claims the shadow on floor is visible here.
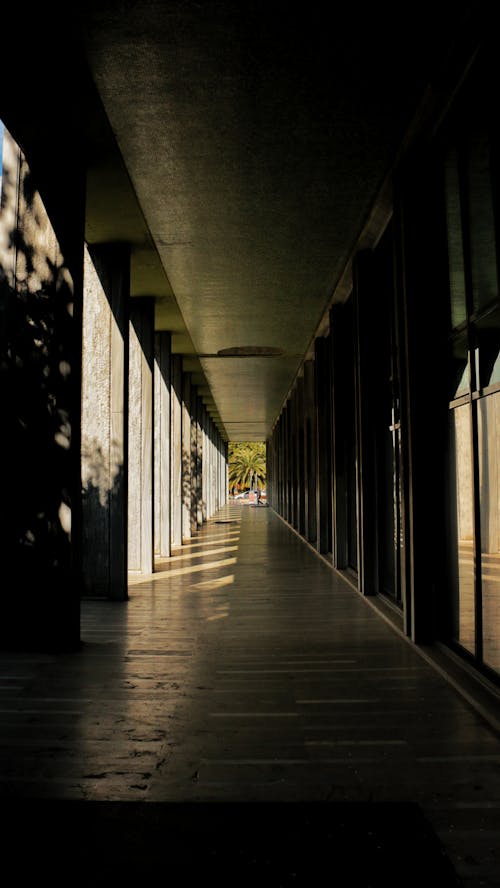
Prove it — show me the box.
[3,800,462,886]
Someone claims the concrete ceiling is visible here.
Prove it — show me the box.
[71,0,473,441]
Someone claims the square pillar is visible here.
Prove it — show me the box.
[304,360,317,545]
[128,297,154,575]
[82,242,130,601]
[1,126,84,648]
[182,373,192,540]
[170,355,183,547]
[201,403,208,523]
[196,396,204,526]
[296,376,306,536]
[315,335,333,556]
[154,332,171,558]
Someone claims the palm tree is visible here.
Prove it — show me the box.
[228,442,266,494]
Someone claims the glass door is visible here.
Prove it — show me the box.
[443,76,500,677]
[375,227,403,605]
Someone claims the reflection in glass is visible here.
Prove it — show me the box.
[445,147,467,329]
[477,308,500,390]
[449,334,470,400]
[467,131,498,315]
[490,353,500,388]
[478,393,500,672]
[449,405,475,654]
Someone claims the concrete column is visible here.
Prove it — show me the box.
[170,354,183,547]
[128,298,154,575]
[275,418,281,514]
[207,420,214,518]
[196,397,204,526]
[220,438,225,508]
[182,373,192,540]
[330,304,349,569]
[201,404,208,523]
[290,390,298,529]
[286,396,295,526]
[278,413,285,516]
[154,332,171,558]
[266,435,273,507]
[315,335,333,555]
[304,360,317,545]
[210,417,215,513]
[214,430,219,512]
[283,410,288,519]
[353,251,379,596]
[82,243,130,601]
[217,431,225,509]
[283,404,289,522]
[210,421,216,517]
[214,427,217,513]
[288,401,294,524]
[190,390,199,533]
[224,440,229,507]
[220,436,225,507]
[279,417,284,515]
[270,429,278,511]
[1,126,84,647]
[296,375,306,536]
[216,431,222,511]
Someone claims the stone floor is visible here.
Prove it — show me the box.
[1,503,499,885]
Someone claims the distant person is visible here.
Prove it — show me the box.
[255,487,261,506]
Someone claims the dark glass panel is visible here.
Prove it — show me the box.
[444,147,467,329]
[466,131,498,315]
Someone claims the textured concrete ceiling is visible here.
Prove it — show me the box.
[71,0,471,440]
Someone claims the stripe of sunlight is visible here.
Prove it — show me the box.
[206,610,231,622]
[184,575,235,623]
[128,556,237,586]
[157,545,239,564]
[178,530,240,549]
[190,575,235,621]
[176,532,241,551]
[189,575,235,591]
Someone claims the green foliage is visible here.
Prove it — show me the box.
[228,442,266,493]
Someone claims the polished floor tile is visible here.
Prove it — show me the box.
[0,504,499,885]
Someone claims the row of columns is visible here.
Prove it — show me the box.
[267,263,388,596]
[267,353,326,556]
[81,243,228,600]
[267,238,417,643]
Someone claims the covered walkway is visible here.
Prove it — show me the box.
[1,504,499,885]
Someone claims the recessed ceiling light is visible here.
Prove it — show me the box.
[217,346,283,357]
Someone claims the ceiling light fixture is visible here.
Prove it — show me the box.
[217,346,283,357]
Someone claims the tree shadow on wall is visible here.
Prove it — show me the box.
[0,146,79,650]
[81,449,126,600]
